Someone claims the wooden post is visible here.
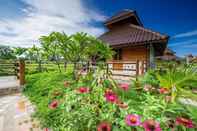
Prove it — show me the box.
[136,60,139,76]
[141,61,144,74]
[106,62,109,75]
[19,60,25,86]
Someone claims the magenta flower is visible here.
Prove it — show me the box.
[104,90,118,103]
[77,87,90,93]
[97,122,111,131]
[49,100,58,109]
[119,83,129,91]
[143,119,162,131]
[176,117,195,128]
[125,114,141,126]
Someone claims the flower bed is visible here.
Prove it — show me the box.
[24,71,197,131]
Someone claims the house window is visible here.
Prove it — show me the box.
[113,49,122,60]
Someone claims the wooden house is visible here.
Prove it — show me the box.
[99,9,169,76]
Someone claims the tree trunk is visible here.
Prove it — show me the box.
[64,62,67,71]
[56,61,62,73]
[38,60,42,72]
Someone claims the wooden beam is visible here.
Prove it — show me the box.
[19,60,25,86]
[136,60,139,76]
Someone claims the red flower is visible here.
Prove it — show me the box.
[97,122,111,131]
[119,83,129,91]
[49,100,58,109]
[176,117,195,128]
[159,88,169,94]
[77,87,90,93]
[104,90,118,103]
[142,119,162,131]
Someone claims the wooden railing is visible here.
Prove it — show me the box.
[0,59,25,86]
[107,60,147,78]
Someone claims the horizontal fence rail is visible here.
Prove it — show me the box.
[0,60,18,76]
[0,59,25,86]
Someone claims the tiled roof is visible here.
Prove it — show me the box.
[99,24,169,47]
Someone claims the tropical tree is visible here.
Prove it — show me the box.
[39,32,63,72]
[87,36,114,63]
[13,47,27,59]
[59,32,113,79]
[27,45,44,72]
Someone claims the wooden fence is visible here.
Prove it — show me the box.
[0,59,25,86]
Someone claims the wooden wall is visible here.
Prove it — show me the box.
[121,45,149,61]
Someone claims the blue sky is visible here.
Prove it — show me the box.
[0,0,197,56]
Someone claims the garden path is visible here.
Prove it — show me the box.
[0,93,41,131]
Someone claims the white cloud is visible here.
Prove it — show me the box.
[169,39,197,48]
[173,30,197,38]
[0,0,107,47]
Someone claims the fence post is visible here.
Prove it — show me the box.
[19,60,25,86]
[141,61,144,74]
[136,60,139,76]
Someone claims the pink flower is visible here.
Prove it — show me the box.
[77,87,90,93]
[176,117,195,128]
[159,88,169,94]
[125,114,141,126]
[119,83,129,91]
[104,90,118,103]
[97,122,111,131]
[143,119,162,131]
[49,100,58,109]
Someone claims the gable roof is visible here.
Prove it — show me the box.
[104,9,143,27]
[99,24,169,47]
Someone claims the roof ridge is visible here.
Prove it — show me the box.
[129,24,168,39]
